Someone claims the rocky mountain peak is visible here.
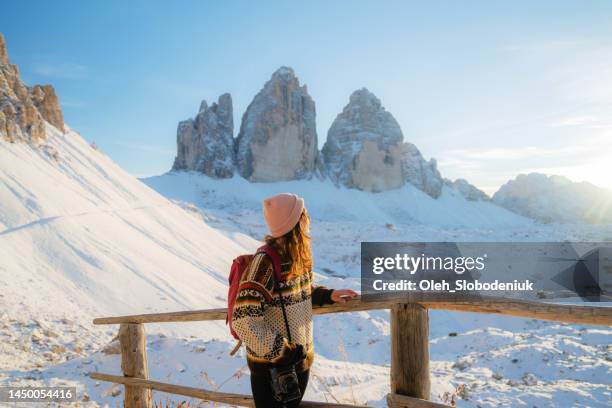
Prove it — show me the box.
[235,66,318,182]
[169,67,480,200]
[271,66,296,80]
[322,88,444,195]
[335,87,403,146]
[199,99,208,113]
[30,84,65,133]
[0,33,65,142]
[445,178,489,201]
[267,66,304,94]
[348,87,381,108]
[492,173,612,223]
[172,93,234,178]
[0,33,9,66]
[213,93,232,126]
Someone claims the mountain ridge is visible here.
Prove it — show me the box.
[0,33,65,143]
[493,172,612,224]
[171,66,486,201]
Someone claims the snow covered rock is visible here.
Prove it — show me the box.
[235,67,318,182]
[493,173,612,223]
[322,88,403,192]
[30,84,65,133]
[322,88,444,196]
[0,35,45,143]
[446,178,489,201]
[172,93,234,178]
[0,33,64,143]
[400,142,444,198]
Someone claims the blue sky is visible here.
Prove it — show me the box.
[2,1,612,193]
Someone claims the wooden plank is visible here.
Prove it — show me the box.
[119,323,152,408]
[93,308,227,324]
[390,304,430,400]
[387,392,449,407]
[93,296,612,326]
[89,373,369,407]
[423,300,612,325]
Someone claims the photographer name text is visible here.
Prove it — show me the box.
[372,279,534,292]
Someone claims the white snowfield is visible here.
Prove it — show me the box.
[0,125,255,397]
[0,125,610,407]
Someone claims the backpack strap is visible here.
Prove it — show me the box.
[257,245,292,343]
[257,245,282,281]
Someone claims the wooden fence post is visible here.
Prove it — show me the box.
[119,323,152,408]
[387,303,430,406]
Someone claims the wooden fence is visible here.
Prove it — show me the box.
[91,295,612,408]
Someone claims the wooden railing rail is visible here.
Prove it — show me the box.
[93,295,612,326]
[89,372,445,408]
[91,295,611,408]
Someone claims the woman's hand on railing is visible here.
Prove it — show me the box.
[330,289,359,303]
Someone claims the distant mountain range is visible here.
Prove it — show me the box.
[2,31,610,225]
[493,173,612,224]
[168,63,611,225]
[173,66,461,199]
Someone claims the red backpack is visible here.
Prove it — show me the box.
[227,245,282,344]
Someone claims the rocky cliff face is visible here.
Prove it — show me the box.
[322,89,403,192]
[235,67,318,182]
[322,88,444,196]
[400,142,444,198]
[0,33,65,143]
[0,33,8,66]
[172,93,234,178]
[30,84,65,133]
[446,178,489,201]
[170,67,483,200]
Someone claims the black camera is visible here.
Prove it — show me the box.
[270,365,301,403]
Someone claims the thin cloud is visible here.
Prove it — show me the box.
[439,128,612,163]
[31,60,88,80]
[60,99,87,109]
[439,145,586,162]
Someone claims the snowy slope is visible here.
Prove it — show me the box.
[144,171,533,228]
[0,125,260,365]
[141,171,612,408]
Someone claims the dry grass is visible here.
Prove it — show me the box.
[154,398,207,407]
[154,397,248,407]
[441,383,468,407]
[309,313,364,406]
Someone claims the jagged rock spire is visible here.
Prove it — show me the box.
[235,66,318,182]
[0,33,66,142]
[30,84,65,133]
[172,93,234,178]
[0,33,9,66]
[322,88,443,196]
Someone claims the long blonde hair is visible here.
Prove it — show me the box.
[264,208,312,278]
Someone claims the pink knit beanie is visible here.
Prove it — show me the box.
[263,193,305,238]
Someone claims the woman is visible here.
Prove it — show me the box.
[232,193,358,407]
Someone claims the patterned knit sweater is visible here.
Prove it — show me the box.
[232,252,334,375]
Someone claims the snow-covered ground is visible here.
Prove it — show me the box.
[142,171,612,407]
[0,127,611,407]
